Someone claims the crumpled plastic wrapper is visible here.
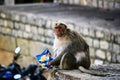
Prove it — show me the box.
[36,48,53,69]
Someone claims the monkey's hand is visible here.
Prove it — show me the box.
[48,62,51,66]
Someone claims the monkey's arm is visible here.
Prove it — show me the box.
[50,51,65,66]
[50,44,73,66]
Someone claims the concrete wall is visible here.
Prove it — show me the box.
[54,0,120,9]
[0,9,120,67]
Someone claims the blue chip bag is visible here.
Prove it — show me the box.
[35,48,53,69]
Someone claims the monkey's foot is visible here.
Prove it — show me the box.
[48,67,57,77]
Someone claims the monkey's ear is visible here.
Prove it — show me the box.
[60,23,67,29]
[64,24,67,29]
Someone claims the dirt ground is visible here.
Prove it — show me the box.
[0,49,14,66]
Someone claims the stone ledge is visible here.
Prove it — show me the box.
[51,64,120,80]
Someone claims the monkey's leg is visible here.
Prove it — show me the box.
[60,53,77,70]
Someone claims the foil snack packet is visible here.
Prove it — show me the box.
[35,48,53,69]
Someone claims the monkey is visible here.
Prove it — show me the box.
[48,23,110,76]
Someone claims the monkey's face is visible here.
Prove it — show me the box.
[54,23,67,37]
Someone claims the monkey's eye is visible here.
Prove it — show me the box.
[55,23,58,26]
[55,26,62,29]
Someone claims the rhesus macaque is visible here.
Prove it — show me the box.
[48,23,109,76]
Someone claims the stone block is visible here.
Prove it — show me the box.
[17,38,29,56]
[26,14,36,25]
[36,18,43,27]
[106,51,111,62]
[45,37,53,45]
[108,43,113,51]
[82,27,89,36]
[0,35,16,52]
[92,0,98,7]
[44,29,54,37]
[108,1,114,9]
[117,55,120,63]
[8,20,14,29]
[1,27,5,34]
[31,26,37,34]
[28,33,33,39]
[12,30,18,37]
[4,20,8,27]
[79,0,87,5]
[19,23,25,31]
[96,30,104,39]
[32,34,39,40]
[94,59,104,65]
[96,49,106,59]
[113,43,120,54]
[103,0,109,9]
[86,0,93,6]
[98,0,104,8]
[23,32,29,38]
[51,20,57,29]
[118,35,120,44]
[114,35,118,44]
[46,20,52,29]
[37,18,46,27]
[63,0,68,4]
[20,15,27,23]
[85,37,93,47]
[69,0,74,4]
[0,12,6,18]
[104,31,111,41]
[0,19,4,26]
[4,12,11,19]
[14,22,20,29]
[111,53,117,63]
[93,39,99,48]
[17,30,23,37]
[90,58,94,64]
[100,40,109,50]
[74,0,80,5]
[110,33,115,42]
[42,19,47,27]
[11,13,20,21]
[5,28,12,35]
[25,24,31,32]
[89,29,95,37]
[89,47,95,57]
[0,27,2,33]
[38,27,44,35]
[115,2,120,9]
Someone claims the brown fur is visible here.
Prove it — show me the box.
[49,23,110,76]
[50,23,90,69]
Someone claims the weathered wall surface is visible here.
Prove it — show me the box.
[0,3,120,67]
[0,9,54,67]
[54,0,120,9]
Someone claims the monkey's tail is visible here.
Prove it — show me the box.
[78,66,110,76]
